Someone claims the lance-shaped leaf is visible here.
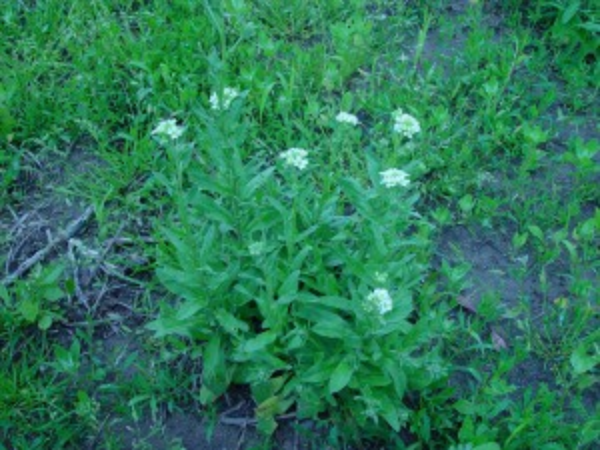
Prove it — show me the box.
[329,359,354,394]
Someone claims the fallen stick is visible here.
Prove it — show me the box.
[2,206,94,286]
[220,412,296,427]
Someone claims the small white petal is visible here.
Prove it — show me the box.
[335,111,359,126]
[152,119,185,140]
[210,87,241,110]
[366,288,393,315]
[380,169,410,188]
[280,148,309,170]
[392,109,421,138]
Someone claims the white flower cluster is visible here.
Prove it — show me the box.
[379,168,410,188]
[335,111,360,126]
[210,87,240,111]
[365,288,393,315]
[279,148,309,170]
[393,109,421,138]
[151,119,185,140]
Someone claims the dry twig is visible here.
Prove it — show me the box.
[1,206,94,286]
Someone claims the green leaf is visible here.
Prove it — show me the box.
[256,395,285,420]
[312,318,353,340]
[339,177,370,212]
[156,267,204,301]
[294,225,320,243]
[160,227,195,265]
[296,303,345,323]
[356,369,391,387]
[418,409,431,442]
[382,359,406,398]
[248,207,282,232]
[298,294,353,312]
[459,415,475,442]
[200,337,230,404]
[579,419,600,445]
[379,393,400,431]
[0,105,16,138]
[458,194,475,214]
[290,244,313,269]
[329,359,354,394]
[190,169,230,196]
[215,309,249,334]
[19,298,39,322]
[152,171,175,194]
[39,263,64,286]
[454,399,477,415]
[176,300,204,321]
[537,444,565,450]
[53,339,81,374]
[203,335,224,378]
[257,415,278,436]
[578,22,600,33]
[0,285,10,302]
[190,192,235,228]
[571,345,599,374]
[295,387,322,419]
[244,166,274,198]
[43,286,64,302]
[302,360,336,384]
[64,278,76,296]
[75,390,94,418]
[278,270,299,297]
[199,385,218,405]
[527,224,545,241]
[365,151,381,186]
[238,331,277,354]
[473,444,501,450]
[252,376,287,404]
[38,313,53,330]
[374,318,411,337]
[561,1,580,24]
[146,314,194,338]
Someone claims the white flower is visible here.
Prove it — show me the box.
[366,288,393,315]
[393,109,421,138]
[210,87,240,110]
[380,168,410,188]
[279,148,309,170]
[335,111,360,126]
[248,242,265,256]
[151,119,185,140]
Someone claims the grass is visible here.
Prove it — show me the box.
[0,0,598,448]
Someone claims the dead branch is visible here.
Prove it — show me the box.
[1,206,94,286]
